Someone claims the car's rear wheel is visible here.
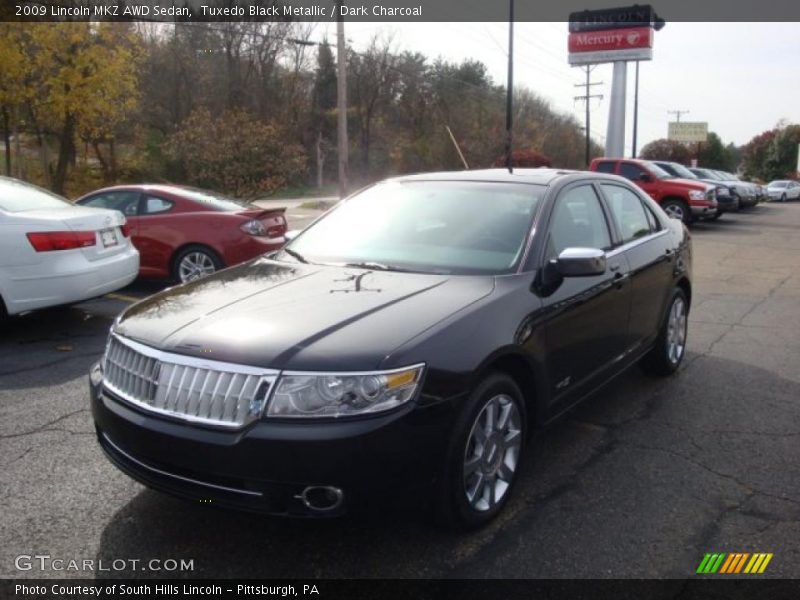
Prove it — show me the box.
[641,288,689,376]
[661,199,691,225]
[436,373,526,530]
[172,245,223,283]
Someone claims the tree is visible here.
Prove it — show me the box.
[20,23,141,193]
[764,124,800,180]
[741,128,779,180]
[165,108,307,197]
[639,138,691,164]
[311,40,337,187]
[698,132,731,171]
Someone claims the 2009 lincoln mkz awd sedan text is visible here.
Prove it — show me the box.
[90,169,692,529]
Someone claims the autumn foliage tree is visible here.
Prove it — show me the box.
[2,23,141,193]
[639,138,692,164]
[165,109,307,198]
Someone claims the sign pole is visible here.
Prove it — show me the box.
[605,61,627,158]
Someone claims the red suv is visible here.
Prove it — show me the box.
[590,158,717,224]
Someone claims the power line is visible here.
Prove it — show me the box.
[574,66,603,166]
[668,109,690,123]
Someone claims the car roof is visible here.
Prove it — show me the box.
[82,183,190,196]
[388,168,582,186]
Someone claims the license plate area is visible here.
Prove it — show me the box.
[100,228,118,248]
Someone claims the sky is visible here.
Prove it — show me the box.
[319,21,800,153]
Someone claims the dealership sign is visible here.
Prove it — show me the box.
[668,122,709,143]
[568,26,654,65]
[568,5,662,65]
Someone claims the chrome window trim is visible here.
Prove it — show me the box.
[606,228,669,257]
[101,433,262,497]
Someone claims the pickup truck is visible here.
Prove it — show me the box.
[590,158,717,224]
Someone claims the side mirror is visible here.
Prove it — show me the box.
[554,247,607,277]
[639,172,651,183]
[284,230,300,242]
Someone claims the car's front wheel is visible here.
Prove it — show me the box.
[173,245,223,283]
[781,193,787,203]
[436,373,526,530]
[641,288,689,376]
[661,199,691,225]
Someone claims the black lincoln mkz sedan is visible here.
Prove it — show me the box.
[90,169,691,529]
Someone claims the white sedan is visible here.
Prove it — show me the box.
[766,180,800,202]
[0,177,139,317]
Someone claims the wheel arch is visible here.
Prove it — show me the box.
[169,242,225,279]
[473,349,546,431]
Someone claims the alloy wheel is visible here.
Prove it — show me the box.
[463,393,522,512]
[664,204,685,220]
[178,251,217,282]
[666,296,688,365]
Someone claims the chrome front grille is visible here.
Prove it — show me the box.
[102,334,278,429]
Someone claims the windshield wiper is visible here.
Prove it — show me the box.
[282,248,308,263]
[343,261,414,273]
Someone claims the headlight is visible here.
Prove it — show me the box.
[240,219,267,236]
[716,186,730,197]
[266,364,425,418]
[688,190,707,201]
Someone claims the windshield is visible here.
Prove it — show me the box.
[643,162,674,179]
[770,181,788,188]
[692,169,719,180]
[666,163,697,179]
[0,177,72,212]
[279,180,544,275]
[176,187,254,211]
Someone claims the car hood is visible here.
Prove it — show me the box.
[115,258,495,371]
[669,178,713,191]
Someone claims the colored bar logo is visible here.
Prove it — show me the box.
[696,553,773,574]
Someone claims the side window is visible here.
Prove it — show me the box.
[594,161,616,174]
[601,184,653,244]
[81,192,139,216]
[143,196,173,215]
[547,185,612,259]
[643,203,661,232]
[619,163,648,182]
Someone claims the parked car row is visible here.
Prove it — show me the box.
[589,158,769,225]
[0,178,287,317]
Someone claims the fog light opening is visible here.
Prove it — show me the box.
[90,363,103,387]
[295,486,344,512]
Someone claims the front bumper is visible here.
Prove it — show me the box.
[691,204,718,218]
[91,376,453,516]
[715,195,739,212]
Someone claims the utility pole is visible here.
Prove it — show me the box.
[574,65,603,166]
[632,61,640,158]
[668,109,690,123]
[504,0,514,172]
[336,7,349,198]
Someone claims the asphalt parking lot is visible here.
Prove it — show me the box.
[1,203,799,579]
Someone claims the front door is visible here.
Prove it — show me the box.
[537,183,632,409]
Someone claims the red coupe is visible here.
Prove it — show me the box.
[76,185,287,282]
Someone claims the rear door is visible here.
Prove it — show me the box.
[136,195,178,275]
[599,183,674,351]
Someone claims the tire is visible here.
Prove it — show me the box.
[435,372,527,530]
[781,194,787,203]
[708,212,722,221]
[641,288,689,376]
[661,199,691,225]
[172,245,223,283]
